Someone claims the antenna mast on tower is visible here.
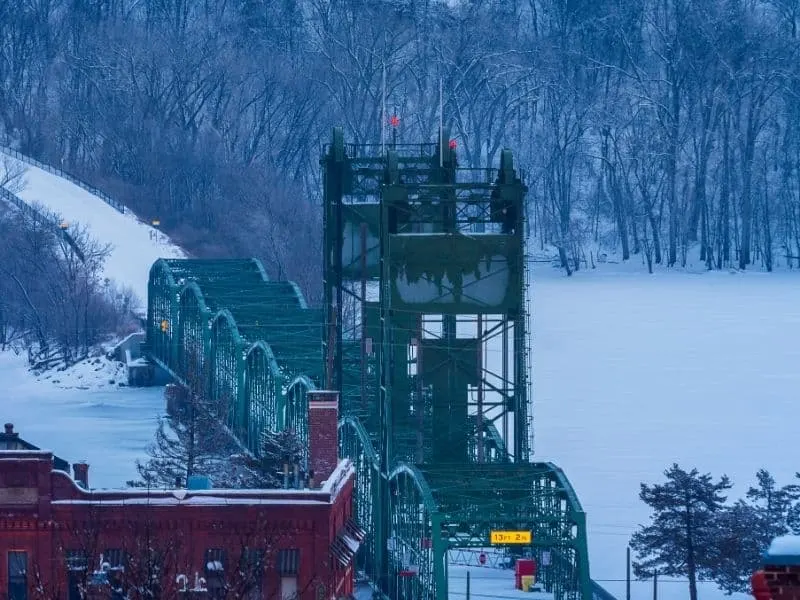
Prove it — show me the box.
[439,78,443,167]
[380,63,387,155]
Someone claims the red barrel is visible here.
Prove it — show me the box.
[516,558,537,576]
[515,559,537,589]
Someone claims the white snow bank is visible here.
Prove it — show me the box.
[34,354,128,391]
[1,151,185,313]
[768,535,800,556]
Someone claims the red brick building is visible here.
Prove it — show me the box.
[0,392,362,600]
[752,535,800,600]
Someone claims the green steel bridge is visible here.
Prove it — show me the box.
[143,129,610,600]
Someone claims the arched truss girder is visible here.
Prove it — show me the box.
[177,282,212,393]
[143,258,317,458]
[147,259,179,372]
[286,375,316,460]
[250,257,271,284]
[338,417,381,580]
[388,464,442,600]
[244,341,282,454]
[209,309,246,436]
[287,280,309,309]
[415,461,591,600]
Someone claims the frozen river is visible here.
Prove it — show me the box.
[3,261,800,600]
[0,351,164,488]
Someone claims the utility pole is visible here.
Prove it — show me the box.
[466,570,471,600]
[626,546,631,600]
[653,571,658,600]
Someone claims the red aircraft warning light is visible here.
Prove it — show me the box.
[389,115,400,127]
[449,139,457,149]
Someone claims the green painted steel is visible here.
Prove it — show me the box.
[143,131,600,600]
[144,258,322,456]
[387,465,440,600]
[338,417,381,581]
[286,376,315,455]
[322,129,594,600]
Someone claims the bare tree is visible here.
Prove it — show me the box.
[0,154,26,193]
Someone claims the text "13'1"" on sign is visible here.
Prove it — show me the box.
[489,530,532,544]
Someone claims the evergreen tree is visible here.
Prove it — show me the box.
[630,464,732,600]
[789,473,800,533]
[707,470,800,593]
[746,468,799,532]
[707,500,774,594]
[128,392,232,488]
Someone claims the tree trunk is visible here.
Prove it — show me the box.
[685,509,698,600]
[667,66,680,267]
[719,115,731,268]
[648,210,662,265]
[739,133,756,269]
[602,128,630,259]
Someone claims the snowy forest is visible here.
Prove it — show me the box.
[0,156,138,363]
[2,0,800,295]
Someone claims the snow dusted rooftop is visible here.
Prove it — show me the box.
[0,149,186,313]
[0,418,355,506]
[47,458,354,507]
[764,535,800,565]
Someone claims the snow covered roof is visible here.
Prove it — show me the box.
[321,459,355,501]
[46,459,354,507]
[763,535,800,566]
[52,497,327,507]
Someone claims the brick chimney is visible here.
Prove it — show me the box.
[73,462,89,489]
[0,423,21,450]
[752,535,800,600]
[307,390,339,488]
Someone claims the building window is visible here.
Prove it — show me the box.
[65,550,87,600]
[8,551,28,600]
[240,548,265,600]
[204,549,226,599]
[277,549,299,600]
[103,549,126,600]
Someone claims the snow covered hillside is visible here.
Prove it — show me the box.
[531,264,800,600]
[0,149,185,313]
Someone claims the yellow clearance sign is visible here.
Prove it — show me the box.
[490,530,532,544]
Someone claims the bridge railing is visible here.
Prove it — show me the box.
[0,186,60,231]
[0,144,126,214]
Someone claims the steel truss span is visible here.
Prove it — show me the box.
[142,131,600,600]
[144,258,322,457]
[322,128,596,600]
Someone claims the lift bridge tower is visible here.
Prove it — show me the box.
[322,128,591,600]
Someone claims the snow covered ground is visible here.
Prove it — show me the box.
[448,564,551,599]
[1,150,185,313]
[0,351,164,487]
[531,262,800,600]
[35,353,129,390]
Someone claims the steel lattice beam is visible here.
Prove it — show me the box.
[143,258,319,456]
[322,128,594,600]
